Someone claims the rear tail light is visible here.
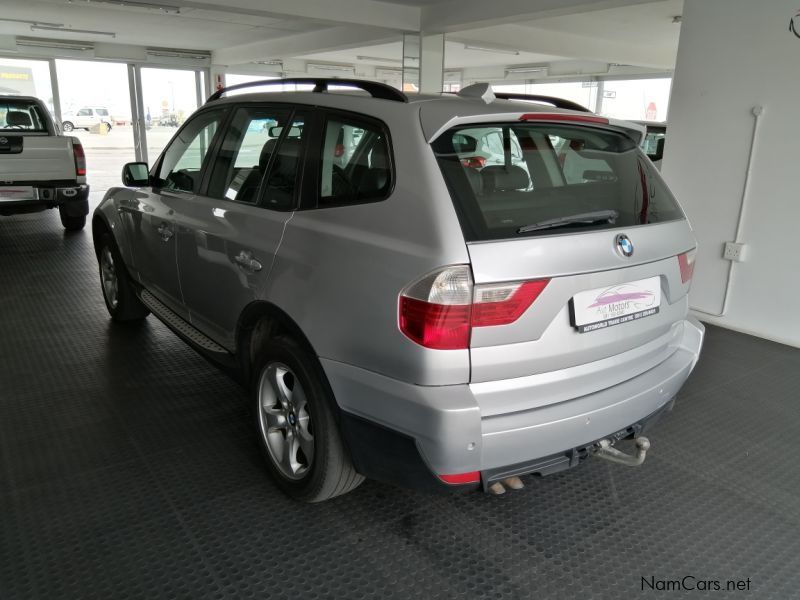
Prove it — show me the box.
[460,156,487,169]
[72,141,86,176]
[438,471,481,485]
[678,249,696,284]
[399,265,550,350]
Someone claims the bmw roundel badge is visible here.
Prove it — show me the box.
[616,234,634,257]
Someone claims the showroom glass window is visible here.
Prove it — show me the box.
[155,109,224,193]
[318,115,392,207]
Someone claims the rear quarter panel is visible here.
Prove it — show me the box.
[264,101,473,385]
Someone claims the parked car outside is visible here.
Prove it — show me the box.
[62,107,113,132]
[93,80,703,502]
[0,95,89,230]
[634,120,667,169]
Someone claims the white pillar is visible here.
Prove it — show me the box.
[402,33,420,92]
[419,33,444,94]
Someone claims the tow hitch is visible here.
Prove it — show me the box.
[595,436,651,467]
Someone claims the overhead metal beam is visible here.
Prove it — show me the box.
[176,0,419,31]
[422,0,665,33]
[213,25,400,67]
[452,23,675,70]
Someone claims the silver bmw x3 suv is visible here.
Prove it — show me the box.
[93,79,704,502]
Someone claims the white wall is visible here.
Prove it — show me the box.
[663,0,800,347]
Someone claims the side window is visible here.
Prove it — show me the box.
[96,109,109,117]
[77,108,92,116]
[318,115,391,207]
[206,106,291,203]
[156,110,223,193]
[262,113,308,210]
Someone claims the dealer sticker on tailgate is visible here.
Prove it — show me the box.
[572,276,661,333]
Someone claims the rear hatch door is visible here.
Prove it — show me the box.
[431,116,696,399]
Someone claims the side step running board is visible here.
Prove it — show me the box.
[140,290,228,354]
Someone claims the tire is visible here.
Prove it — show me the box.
[105,122,112,132]
[59,208,86,231]
[62,121,74,132]
[97,232,150,322]
[252,335,364,502]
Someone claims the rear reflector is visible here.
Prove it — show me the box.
[72,141,86,176]
[438,471,481,485]
[519,113,609,125]
[678,249,696,284]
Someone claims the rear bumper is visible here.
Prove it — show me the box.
[0,184,89,216]
[324,316,704,490]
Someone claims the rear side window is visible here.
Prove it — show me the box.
[206,106,292,203]
[432,122,683,241]
[0,100,47,132]
[318,115,392,207]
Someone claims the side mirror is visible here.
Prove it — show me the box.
[122,162,150,187]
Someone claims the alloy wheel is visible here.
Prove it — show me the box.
[100,247,119,309]
[257,362,314,480]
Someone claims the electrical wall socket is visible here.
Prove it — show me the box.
[723,242,746,262]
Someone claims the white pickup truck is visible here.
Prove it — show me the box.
[0,95,89,230]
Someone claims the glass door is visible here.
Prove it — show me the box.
[139,67,205,164]
[55,60,136,198]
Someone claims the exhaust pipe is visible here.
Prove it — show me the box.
[595,436,651,467]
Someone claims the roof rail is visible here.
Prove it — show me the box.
[206,78,408,103]
[493,93,592,113]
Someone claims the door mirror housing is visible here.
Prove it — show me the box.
[122,162,150,187]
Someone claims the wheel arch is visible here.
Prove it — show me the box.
[236,301,323,390]
[91,213,112,255]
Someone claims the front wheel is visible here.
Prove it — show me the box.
[97,233,149,322]
[62,121,74,132]
[253,336,364,502]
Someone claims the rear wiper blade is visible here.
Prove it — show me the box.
[517,210,618,233]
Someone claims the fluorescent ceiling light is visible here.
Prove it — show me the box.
[16,38,94,51]
[147,48,210,59]
[356,55,402,64]
[505,65,547,74]
[308,63,354,72]
[71,0,181,14]
[0,18,64,27]
[30,25,116,38]
[464,44,520,56]
[252,60,283,66]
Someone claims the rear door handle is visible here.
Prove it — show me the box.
[156,222,173,241]
[234,250,262,272]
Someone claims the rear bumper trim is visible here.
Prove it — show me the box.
[480,398,673,490]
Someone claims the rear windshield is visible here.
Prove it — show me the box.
[0,99,48,132]
[432,122,683,241]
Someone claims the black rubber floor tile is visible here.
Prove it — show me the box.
[13,512,219,600]
[142,434,269,511]
[2,206,800,599]
[4,417,138,489]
